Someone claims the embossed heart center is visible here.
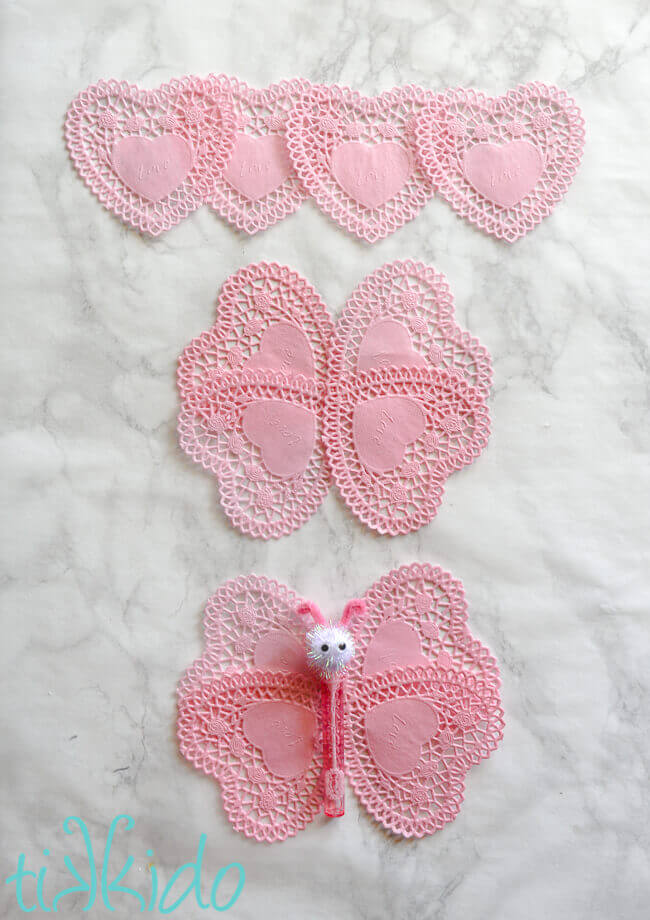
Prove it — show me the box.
[254,630,309,673]
[112,134,193,202]
[243,701,316,778]
[331,142,411,209]
[243,322,315,377]
[353,396,425,473]
[363,620,430,676]
[358,319,427,372]
[463,141,544,208]
[224,133,293,200]
[242,400,316,479]
[365,698,439,776]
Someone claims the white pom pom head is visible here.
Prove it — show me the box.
[305,624,355,676]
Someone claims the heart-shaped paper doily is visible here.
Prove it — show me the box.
[324,260,492,535]
[325,367,490,534]
[414,82,585,241]
[327,259,492,397]
[65,77,236,235]
[285,84,435,242]
[207,77,310,234]
[241,400,317,478]
[177,262,334,539]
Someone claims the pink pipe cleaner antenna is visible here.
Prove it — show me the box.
[296,600,326,625]
[341,598,365,625]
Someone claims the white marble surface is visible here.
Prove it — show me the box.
[1,0,649,917]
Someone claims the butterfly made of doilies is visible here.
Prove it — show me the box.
[177,563,504,842]
[177,260,492,538]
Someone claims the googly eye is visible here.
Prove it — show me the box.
[321,644,329,652]
[338,643,346,650]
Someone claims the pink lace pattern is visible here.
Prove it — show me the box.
[285,84,436,242]
[328,259,492,397]
[324,260,491,535]
[176,565,503,841]
[65,78,236,235]
[414,83,585,241]
[206,77,310,233]
[177,263,333,539]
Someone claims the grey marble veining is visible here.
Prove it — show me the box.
[1,0,649,917]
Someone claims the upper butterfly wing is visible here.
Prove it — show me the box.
[344,562,504,837]
[179,573,312,680]
[329,259,492,398]
[177,575,324,841]
[177,261,333,397]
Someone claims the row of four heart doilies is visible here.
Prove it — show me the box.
[65,77,584,241]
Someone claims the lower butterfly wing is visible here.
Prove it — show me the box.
[178,374,329,540]
[345,665,504,838]
[178,669,323,842]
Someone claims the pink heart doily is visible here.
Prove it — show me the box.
[324,260,492,535]
[285,84,435,242]
[414,82,585,241]
[177,263,333,539]
[65,77,236,235]
[207,77,311,234]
